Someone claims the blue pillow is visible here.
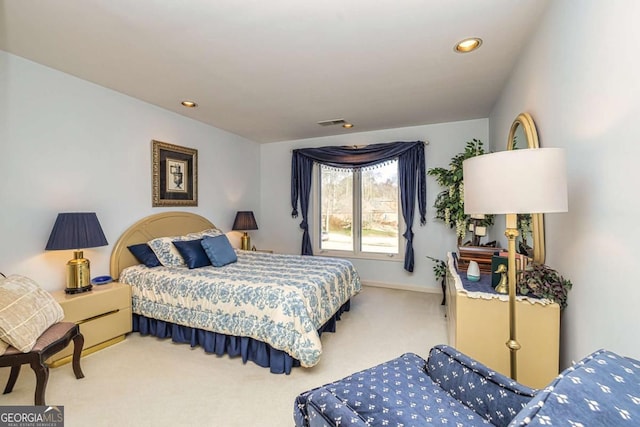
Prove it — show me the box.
[201,235,237,267]
[127,244,162,268]
[172,239,211,269]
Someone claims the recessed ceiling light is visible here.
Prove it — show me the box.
[342,123,354,129]
[454,37,483,53]
[181,100,198,108]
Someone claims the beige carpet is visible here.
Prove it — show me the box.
[0,286,447,426]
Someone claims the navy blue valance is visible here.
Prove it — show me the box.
[290,141,426,272]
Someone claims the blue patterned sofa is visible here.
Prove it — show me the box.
[294,344,640,427]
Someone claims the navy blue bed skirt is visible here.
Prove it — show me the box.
[132,299,351,374]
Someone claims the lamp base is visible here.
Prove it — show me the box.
[240,233,251,251]
[65,250,92,294]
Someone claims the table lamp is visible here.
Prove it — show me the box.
[45,212,109,294]
[462,148,567,380]
[232,211,258,250]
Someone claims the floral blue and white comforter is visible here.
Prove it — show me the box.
[119,251,361,367]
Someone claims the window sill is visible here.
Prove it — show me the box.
[314,250,403,262]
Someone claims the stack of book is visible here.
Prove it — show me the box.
[457,246,502,274]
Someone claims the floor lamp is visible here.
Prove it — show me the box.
[462,148,568,380]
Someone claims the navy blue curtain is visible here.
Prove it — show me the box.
[290,141,426,272]
[291,154,314,255]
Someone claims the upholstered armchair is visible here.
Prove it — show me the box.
[294,344,640,427]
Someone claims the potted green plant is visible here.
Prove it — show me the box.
[427,139,493,245]
[517,263,573,310]
[426,256,446,282]
[426,256,447,305]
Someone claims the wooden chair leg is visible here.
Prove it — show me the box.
[72,333,85,379]
[30,359,49,406]
[1,324,85,405]
[3,365,21,395]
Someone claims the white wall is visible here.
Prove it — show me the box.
[490,0,640,367]
[259,119,488,292]
[0,51,261,291]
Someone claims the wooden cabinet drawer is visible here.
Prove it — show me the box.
[54,283,130,322]
[48,282,132,366]
[50,307,132,361]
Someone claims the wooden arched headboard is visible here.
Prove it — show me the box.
[110,211,216,280]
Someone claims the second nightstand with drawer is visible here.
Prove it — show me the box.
[48,282,132,366]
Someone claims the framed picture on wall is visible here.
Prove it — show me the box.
[152,140,198,207]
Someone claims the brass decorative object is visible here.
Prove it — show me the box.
[66,250,91,293]
[494,263,508,294]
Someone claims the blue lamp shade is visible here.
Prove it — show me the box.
[45,212,108,250]
[232,211,258,231]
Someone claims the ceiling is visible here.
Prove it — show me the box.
[0,0,549,143]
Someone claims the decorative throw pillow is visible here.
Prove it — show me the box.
[147,236,190,267]
[127,243,162,268]
[201,235,237,267]
[173,239,211,269]
[0,275,64,355]
[187,228,223,239]
[148,228,224,267]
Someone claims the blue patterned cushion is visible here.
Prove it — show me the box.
[172,239,211,269]
[295,345,640,427]
[201,235,237,267]
[127,244,161,268]
[427,345,535,427]
[148,229,223,267]
[295,352,494,427]
[509,349,640,426]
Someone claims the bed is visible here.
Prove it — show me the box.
[110,212,361,374]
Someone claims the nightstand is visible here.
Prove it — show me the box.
[254,249,274,253]
[47,282,132,367]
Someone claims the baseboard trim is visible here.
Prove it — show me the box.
[48,335,126,368]
[361,280,441,294]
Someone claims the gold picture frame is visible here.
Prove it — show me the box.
[152,140,198,207]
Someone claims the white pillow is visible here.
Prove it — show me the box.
[148,228,223,267]
[0,275,64,355]
[187,228,223,240]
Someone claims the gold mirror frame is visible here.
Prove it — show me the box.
[507,113,545,264]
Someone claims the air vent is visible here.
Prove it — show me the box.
[317,118,347,127]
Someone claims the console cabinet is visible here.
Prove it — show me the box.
[445,253,559,389]
[48,282,132,366]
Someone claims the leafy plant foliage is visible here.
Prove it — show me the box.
[426,256,447,282]
[517,263,573,310]
[427,139,493,244]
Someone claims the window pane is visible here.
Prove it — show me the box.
[320,166,353,251]
[361,161,399,254]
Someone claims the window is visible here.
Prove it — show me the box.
[314,160,403,260]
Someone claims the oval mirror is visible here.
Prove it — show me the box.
[507,113,545,264]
